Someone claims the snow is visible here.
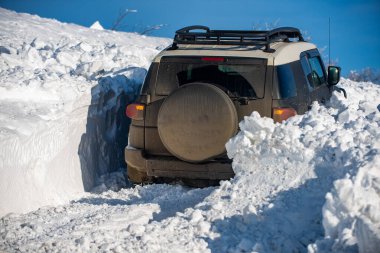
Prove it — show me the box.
[90,21,104,30]
[225,79,380,252]
[1,7,380,253]
[0,8,170,217]
[310,156,380,253]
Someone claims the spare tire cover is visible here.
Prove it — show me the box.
[157,83,238,163]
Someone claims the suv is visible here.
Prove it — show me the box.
[125,26,341,185]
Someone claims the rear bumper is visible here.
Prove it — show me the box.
[125,146,234,180]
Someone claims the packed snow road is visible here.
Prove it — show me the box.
[1,8,380,253]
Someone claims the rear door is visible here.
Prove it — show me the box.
[144,56,269,156]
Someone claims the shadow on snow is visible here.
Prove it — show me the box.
[74,185,215,222]
[77,67,145,191]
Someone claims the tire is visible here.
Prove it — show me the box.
[157,82,238,163]
[182,178,220,188]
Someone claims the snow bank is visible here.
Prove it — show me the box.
[309,157,380,253]
[225,79,380,252]
[306,81,380,253]
[0,8,170,216]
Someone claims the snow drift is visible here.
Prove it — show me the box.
[226,79,380,252]
[0,8,170,216]
[316,156,380,253]
[1,8,380,253]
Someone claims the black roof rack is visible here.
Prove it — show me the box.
[171,25,304,52]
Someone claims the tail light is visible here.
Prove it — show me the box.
[126,103,145,120]
[272,107,297,123]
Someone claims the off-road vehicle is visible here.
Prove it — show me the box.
[125,25,342,185]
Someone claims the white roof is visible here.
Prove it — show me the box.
[153,41,316,66]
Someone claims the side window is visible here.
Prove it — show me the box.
[140,63,156,95]
[308,57,326,87]
[301,55,326,89]
[276,64,297,98]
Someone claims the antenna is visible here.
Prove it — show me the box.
[329,17,331,66]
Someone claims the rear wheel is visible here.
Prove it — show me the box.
[181,178,220,188]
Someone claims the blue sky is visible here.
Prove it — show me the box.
[1,0,379,75]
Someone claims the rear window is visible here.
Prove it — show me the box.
[156,57,267,98]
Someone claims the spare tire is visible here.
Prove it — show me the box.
[157,83,238,163]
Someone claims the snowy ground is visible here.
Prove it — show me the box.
[1,8,380,253]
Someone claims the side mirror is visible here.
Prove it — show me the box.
[328,66,341,85]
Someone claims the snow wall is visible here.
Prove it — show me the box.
[0,8,170,216]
